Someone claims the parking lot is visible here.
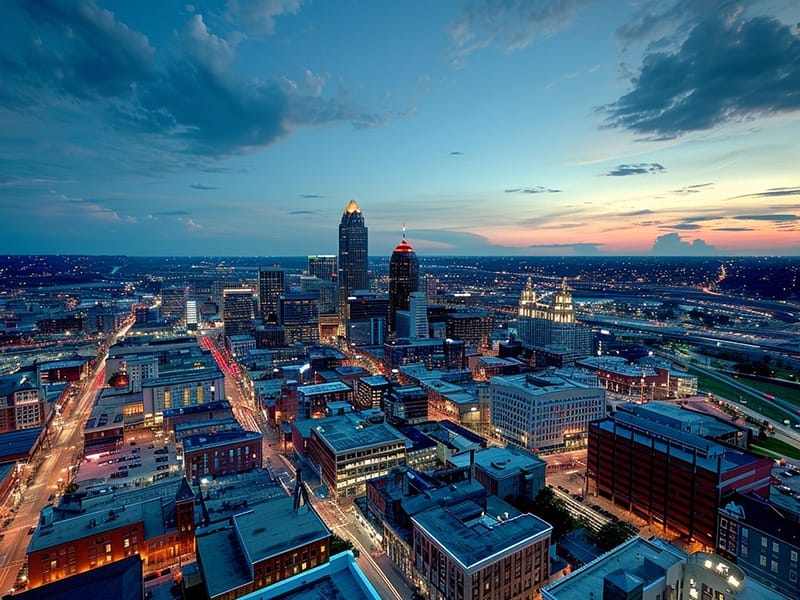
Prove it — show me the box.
[75,428,179,491]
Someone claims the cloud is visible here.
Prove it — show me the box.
[190,183,217,190]
[449,151,464,155]
[298,194,324,198]
[605,15,800,137]
[288,210,317,215]
[504,186,562,194]
[732,186,800,199]
[1,1,397,161]
[733,214,799,222]
[447,0,592,65]
[651,232,716,255]
[615,0,743,44]
[619,209,654,216]
[672,182,714,195]
[714,227,754,231]
[606,163,665,176]
[226,0,302,35]
[662,223,702,230]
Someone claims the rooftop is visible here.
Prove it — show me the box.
[183,430,263,452]
[0,427,44,461]
[541,536,686,599]
[412,502,552,571]
[238,551,380,600]
[296,381,352,396]
[142,367,223,387]
[198,496,330,598]
[310,416,406,453]
[162,399,232,419]
[448,446,546,478]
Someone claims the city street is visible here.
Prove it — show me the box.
[0,351,111,594]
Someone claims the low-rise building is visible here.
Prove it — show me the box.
[448,446,546,502]
[413,500,552,600]
[194,495,330,600]
[299,414,407,500]
[490,372,606,452]
[183,430,263,481]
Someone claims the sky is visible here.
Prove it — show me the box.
[1,0,799,257]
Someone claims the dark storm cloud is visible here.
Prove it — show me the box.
[733,214,799,222]
[504,187,562,194]
[1,1,394,159]
[606,163,665,176]
[605,15,800,137]
[190,184,217,190]
[651,233,716,255]
[732,187,800,199]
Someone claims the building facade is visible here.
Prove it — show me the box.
[223,288,254,337]
[388,235,419,336]
[338,199,368,326]
[490,373,606,452]
[258,267,285,324]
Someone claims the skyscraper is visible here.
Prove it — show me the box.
[388,232,419,335]
[307,255,337,281]
[258,267,285,324]
[223,288,254,338]
[338,199,368,326]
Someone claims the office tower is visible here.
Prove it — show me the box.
[185,297,200,329]
[338,199,368,324]
[388,232,419,335]
[490,372,606,452]
[347,291,388,345]
[222,288,254,337]
[258,267,285,324]
[301,275,337,315]
[445,310,493,350]
[308,254,337,281]
[160,285,187,319]
[279,293,319,344]
[423,272,438,304]
[408,291,428,338]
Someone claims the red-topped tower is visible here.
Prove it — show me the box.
[388,226,419,335]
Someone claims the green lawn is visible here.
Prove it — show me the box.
[750,436,800,462]
[688,366,788,423]
[735,376,800,408]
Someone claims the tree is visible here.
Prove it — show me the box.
[591,521,638,553]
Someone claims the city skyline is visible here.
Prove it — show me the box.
[1,1,799,257]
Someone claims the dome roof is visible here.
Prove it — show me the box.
[392,238,415,253]
[344,199,361,214]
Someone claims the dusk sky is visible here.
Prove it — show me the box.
[1,0,799,257]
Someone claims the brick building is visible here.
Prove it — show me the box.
[183,430,263,481]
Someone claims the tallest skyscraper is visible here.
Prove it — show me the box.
[338,199,368,327]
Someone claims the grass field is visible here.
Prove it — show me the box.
[735,376,800,408]
[688,366,788,423]
[750,436,800,461]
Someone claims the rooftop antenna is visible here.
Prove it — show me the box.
[402,222,406,239]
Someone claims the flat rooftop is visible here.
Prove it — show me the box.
[448,446,545,477]
[412,501,552,571]
[542,536,685,599]
[163,399,232,419]
[312,417,406,453]
[297,381,352,396]
[198,496,330,597]
[183,430,262,452]
[142,367,223,387]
